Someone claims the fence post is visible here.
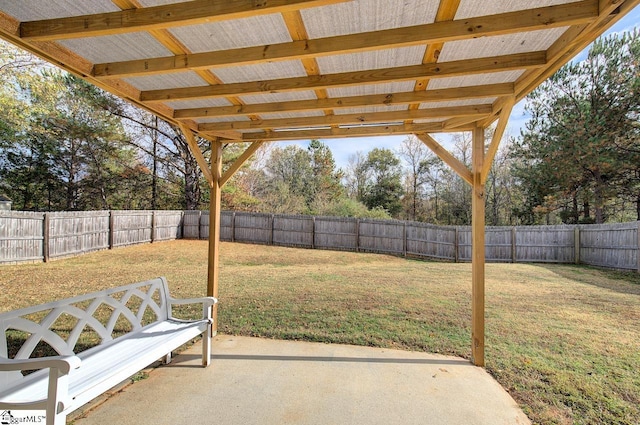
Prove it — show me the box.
[312,216,316,249]
[637,221,639,273]
[511,227,517,263]
[403,222,407,257]
[231,212,236,242]
[355,218,360,252]
[270,214,275,245]
[454,227,459,263]
[574,227,580,265]
[43,213,50,262]
[151,210,156,243]
[109,211,115,249]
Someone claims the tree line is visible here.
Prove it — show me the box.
[0,30,638,225]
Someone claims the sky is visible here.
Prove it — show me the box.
[275,6,640,170]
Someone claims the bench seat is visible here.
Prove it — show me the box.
[0,277,216,425]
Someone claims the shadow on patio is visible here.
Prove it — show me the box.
[74,335,530,425]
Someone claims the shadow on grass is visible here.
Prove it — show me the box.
[535,264,640,295]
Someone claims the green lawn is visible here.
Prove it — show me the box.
[1,240,638,425]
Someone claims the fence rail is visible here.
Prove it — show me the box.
[1,210,639,272]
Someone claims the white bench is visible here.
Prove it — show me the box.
[0,277,217,425]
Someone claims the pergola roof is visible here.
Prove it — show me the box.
[1,0,637,368]
[0,0,636,144]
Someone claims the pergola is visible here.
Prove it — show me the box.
[0,0,636,367]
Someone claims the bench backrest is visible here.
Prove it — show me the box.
[0,277,170,368]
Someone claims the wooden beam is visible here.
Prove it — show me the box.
[219,141,265,188]
[142,51,547,102]
[91,1,598,78]
[175,83,514,119]
[415,133,473,186]
[471,125,486,367]
[178,123,213,187]
[207,140,223,334]
[197,104,492,132]
[232,122,467,141]
[481,97,515,184]
[20,0,349,41]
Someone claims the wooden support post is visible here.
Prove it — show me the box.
[471,125,486,367]
[208,140,223,335]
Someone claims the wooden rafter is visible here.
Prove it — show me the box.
[408,0,461,117]
[198,104,492,132]
[20,0,349,41]
[231,122,466,142]
[142,52,546,102]
[174,83,513,119]
[91,1,598,79]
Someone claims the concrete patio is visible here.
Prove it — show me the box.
[74,334,530,425]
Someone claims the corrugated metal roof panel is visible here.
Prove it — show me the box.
[427,70,525,90]
[169,14,292,53]
[326,81,415,97]
[301,0,438,38]
[124,71,209,91]
[60,33,174,64]
[212,60,307,84]
[240,91,318,104]
[438,28,568,62]
[455,0,578,19]
[317,46,425,74]
[0,0,118,21]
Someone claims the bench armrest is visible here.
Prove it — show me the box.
[168,296,218,321]
[0,355,81,375]
[168,296,217,307]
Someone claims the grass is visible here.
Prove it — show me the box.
[1,240,639,425]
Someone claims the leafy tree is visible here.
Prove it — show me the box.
[513,30,640,223]
[362,148,403,216]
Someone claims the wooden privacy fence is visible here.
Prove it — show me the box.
[187,211,640,272]
[1,210,639,271]
[0,210,183,263]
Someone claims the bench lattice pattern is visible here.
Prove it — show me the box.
[0,280,168,361]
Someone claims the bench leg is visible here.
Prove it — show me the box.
[46,369,67,425]
[164,352,172,364]
[202,329,211,367]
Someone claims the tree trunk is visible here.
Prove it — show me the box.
[183,156,201,210]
